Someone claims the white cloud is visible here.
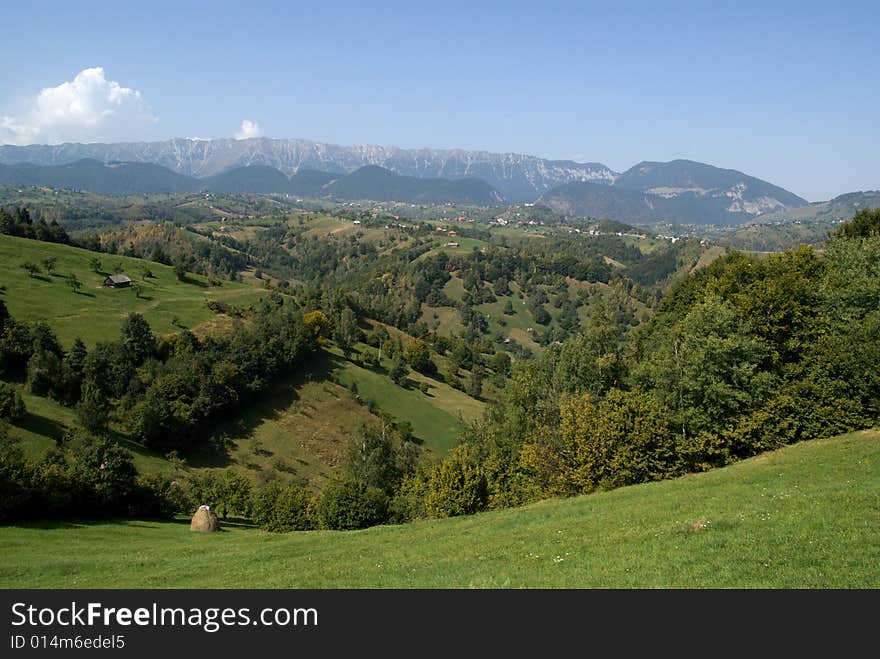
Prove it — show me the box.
[0,67,156,146]
[235,119,262,140]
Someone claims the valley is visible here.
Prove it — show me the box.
[1,171,878,591]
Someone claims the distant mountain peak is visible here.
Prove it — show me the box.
[0,137,616,203]
[538,159,808,225]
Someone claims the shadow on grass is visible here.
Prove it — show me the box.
[216,517,258,529]
[110,430,175,465]
[8,520,86,530]
[74,290,95,297]
[6,518,164,531]
[4,517,262,531]
[166,514,256,530]
[182,276,208,288]
[349,358,386,376]
[18,412,67,441]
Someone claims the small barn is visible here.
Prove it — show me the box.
[103,274,132,288]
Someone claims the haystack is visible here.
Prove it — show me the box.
[190,505,220,532]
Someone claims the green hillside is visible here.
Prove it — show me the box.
[0,234,266,346]
[322,347,483,454]
[0,235,485,481]
[1,429,877,588]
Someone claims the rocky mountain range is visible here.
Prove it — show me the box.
[0,140,820,224]
[0,137,615,203]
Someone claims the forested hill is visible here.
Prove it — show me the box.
[321,166,503,204]
[0,159,197,195]
[539,160,809,225]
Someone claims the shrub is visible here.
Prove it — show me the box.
[316,479,389,530]
[133,472,184,518]
[425,447,488,518]
[251,482,316,532]
[251,482,281,529]
[269,484,314,532]
[0,383,25,423]
[0,429,34,521]
[404,339,432,373]
[389,473,429,524]
[389,354,408,386]
[66,432,139,514]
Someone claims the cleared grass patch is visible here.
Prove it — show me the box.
[213,376,380,490]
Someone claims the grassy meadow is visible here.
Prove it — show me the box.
[1,429,877,588]
[0,233,266,346]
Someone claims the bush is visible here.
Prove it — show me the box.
[0,429,35,521]
[206,299,229,314]
[404,339,432,373]
[250,482,280,528]
[215,470,253,519]
[425,447,488,518]
[274,484,314,531]
[251,482,314,532]
[29,456,76,516]
[66,431,139,515]
[389,473,429,524]
[389,354,408,386]
[316,479,389,530]
[0,383,25,423]
[133,472,185,518]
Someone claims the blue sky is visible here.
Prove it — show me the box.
[1,0,877,200]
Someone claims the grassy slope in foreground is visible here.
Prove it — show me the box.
[0,234,265,346]
[1,429,878,588]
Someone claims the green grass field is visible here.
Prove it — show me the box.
[0,234,266,346]
[1,429,877,588]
